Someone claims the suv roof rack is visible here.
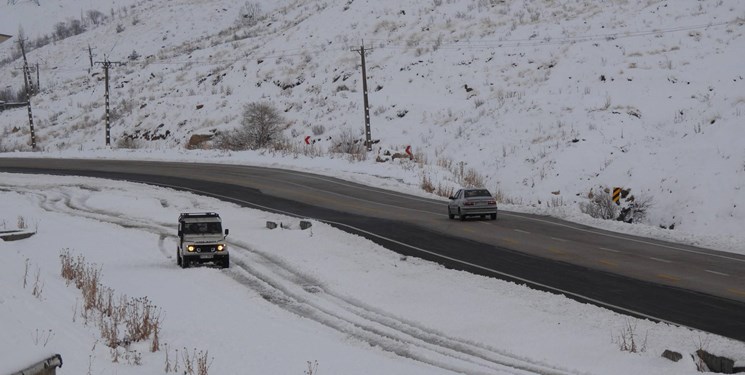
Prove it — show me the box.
[179,212,220,220]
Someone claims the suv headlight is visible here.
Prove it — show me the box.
[217,244,225,251]
[187,245,195,252]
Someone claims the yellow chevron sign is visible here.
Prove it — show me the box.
[613,187,621,205]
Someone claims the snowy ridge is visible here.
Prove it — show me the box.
[1,0,744,251]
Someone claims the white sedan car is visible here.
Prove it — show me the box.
[447,188,497,221]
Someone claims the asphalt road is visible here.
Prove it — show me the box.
[1,158,744,341]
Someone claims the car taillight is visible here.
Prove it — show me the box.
[487,200,496,205]
[464,201,475,206]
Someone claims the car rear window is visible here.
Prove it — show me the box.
[465,189,491,198]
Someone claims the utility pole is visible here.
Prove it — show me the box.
[18,38,35,149]
[94,56,123,147]
[352,40,373,151]
[85,44,96,72]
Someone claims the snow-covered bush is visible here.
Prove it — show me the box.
[580,189,618,220]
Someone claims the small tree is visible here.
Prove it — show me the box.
[236,2,262,28]
[240,102,285,149]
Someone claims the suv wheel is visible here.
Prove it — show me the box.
[176,248,182,266]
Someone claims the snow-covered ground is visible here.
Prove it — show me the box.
[1,0,745,373]
[2,173,744,375]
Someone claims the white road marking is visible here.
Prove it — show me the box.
[650,257,672,263]
[550,237,567,242]
[599,247,620,253]
[500,211,745,263]
[514,229,531,234]
[705,270,730,277]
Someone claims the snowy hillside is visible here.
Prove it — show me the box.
[1,0,744,249]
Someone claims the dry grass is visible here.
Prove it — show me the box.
[60,250,164,355]
[613,319,647,353]
[166,347,212,375]
[59,249,215,372]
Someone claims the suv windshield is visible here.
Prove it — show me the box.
[184,222,222,235]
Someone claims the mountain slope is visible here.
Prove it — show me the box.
[1,0,744,248]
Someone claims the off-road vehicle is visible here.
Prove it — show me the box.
[176,212,229,268]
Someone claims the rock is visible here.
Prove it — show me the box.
[696,349,735,374]
[266,221,277,229]
[186,134,213,149]
[661,349,683,362]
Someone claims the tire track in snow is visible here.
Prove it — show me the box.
[5,183,584,375]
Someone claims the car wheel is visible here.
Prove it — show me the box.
[448,207,454,219]
[491,213,497,220]
[459,208,466,221]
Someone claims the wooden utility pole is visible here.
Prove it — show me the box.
[95,57,123,146]
[352,40,373,151]
[18,38,35,149]
[85,44,96,72]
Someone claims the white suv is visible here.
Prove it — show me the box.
[177,212,229,268]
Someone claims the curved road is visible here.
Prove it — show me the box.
[1,158,744,341]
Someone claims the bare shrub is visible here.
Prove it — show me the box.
[32,266,44,298]
[548,196,565,207]
[329,128,365,157]
[177,348,212,375]
[236,2,263,28]
[116,136,144,149]
[17,215,27,229]
[0,86,26,102]
[613,319,647,353]
[23,258,30,288]
[87,10,107,25]
[421,173,435,193]
[305,360,319,375]
[459,167,485,188]
[627,194,654,223]
[214,102,287,151]
[31,329,54,347]
[311,124,325,136]
[435,184,454,198]
[580,189,618,220]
